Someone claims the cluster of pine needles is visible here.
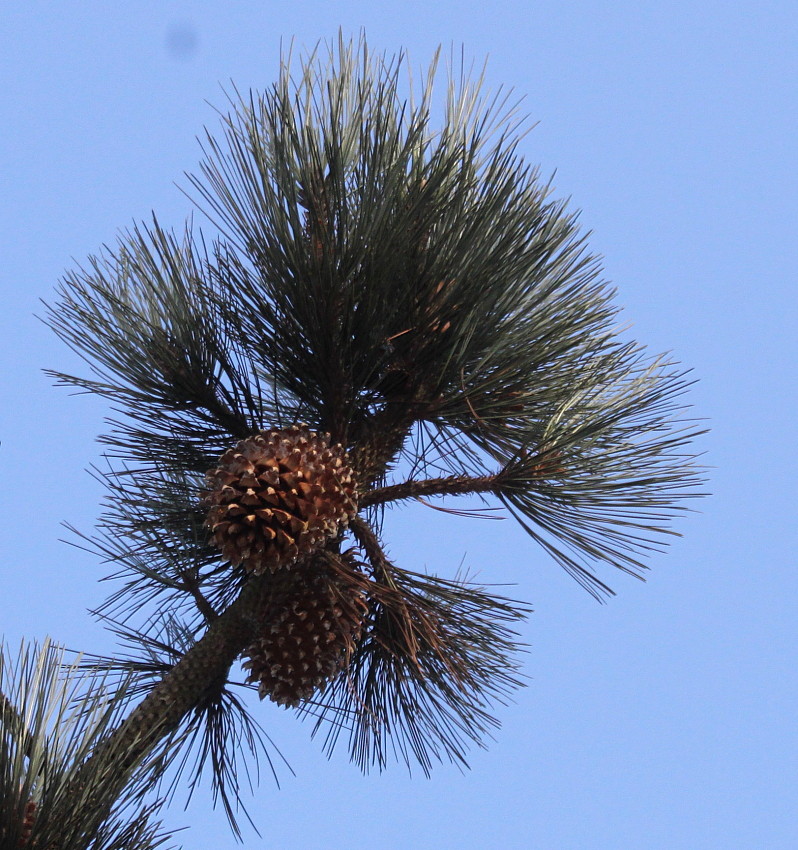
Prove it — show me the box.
[1,33,705,846]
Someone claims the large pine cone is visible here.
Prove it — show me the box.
[203,426,357,574]
[242,552,368,707]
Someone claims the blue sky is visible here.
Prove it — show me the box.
[1,2,796,848]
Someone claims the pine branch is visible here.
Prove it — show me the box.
[361,472,498,508]
[302,532,530,774]
[176,568,219,624]
[1,639,177,849]
[60,575,271,817]
[30,32,707,841]
[348,403,418,487]
[348,515,390,576]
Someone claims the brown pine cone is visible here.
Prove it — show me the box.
[242,552,368,707]
[203,425,358,574]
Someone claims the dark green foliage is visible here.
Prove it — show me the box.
[45,36,703,600]
[29,33,705,841]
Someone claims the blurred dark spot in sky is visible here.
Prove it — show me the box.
[165,21,198,60]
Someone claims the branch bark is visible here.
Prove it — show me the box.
[64,574,271,809]
[361,473,498,508]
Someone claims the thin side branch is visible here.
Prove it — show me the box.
[361,473,498,508]
[177,568,219,624]
[348,516,390,575]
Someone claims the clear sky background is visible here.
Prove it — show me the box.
[1,2,796,848]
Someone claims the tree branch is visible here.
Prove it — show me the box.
[349,403,415,487]
[349,515,391,575]
[361,472,499,509]
[176,568,219,624]
[64,573,271,807]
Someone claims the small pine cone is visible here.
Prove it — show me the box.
[242,552,368,707]
[203,425,357,574]
[19,799,36,847]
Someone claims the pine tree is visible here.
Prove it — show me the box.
[1,34,705,845]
